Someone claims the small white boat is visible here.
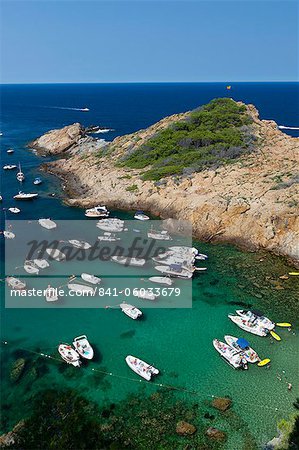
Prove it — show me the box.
[96,218,125,233]
[6,277,26,290]
[33,258,50,269]
[148,276,173,286]
[3,165,17,170]
[169,246,199,256]
[58,344,81,367]
[155,264,193,279]
[120,302,142,319]
[0,195,2,201]
[67,283,95,294]
[85,205,109,218]
[16,169,25,182]
[14,191,38,200]
[46,248,66,261]
[73,335,94,360]
[195,253,208,260]
[98,232,121,242]
[224,336,260,363]
[45,285,59,302]
[33,177,42,185]
[228,315,268,337]
[8,207,20,214]
[148,229,172,240]
[133,289,158,301]
[111,256,146,267]
[7,149,14,154]
[24,260,39,274]
[68,240,91,249]
[38,218,57,229]
[3,230,15,239]
[236,309,275,331]
[81,107,89,112]
[81,273,101,284]
[125,355,159,381]
[134,211,150,221]
[213,339,248,369]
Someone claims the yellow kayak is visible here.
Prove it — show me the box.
[270,331,281,341]
[258,358,271,367]
[276,322,291,327]
[289,272,299,276]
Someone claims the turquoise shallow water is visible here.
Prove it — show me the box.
[1,83,299,449]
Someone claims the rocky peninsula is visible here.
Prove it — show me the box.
[29,99,299,266]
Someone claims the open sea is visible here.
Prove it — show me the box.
[1,82,299,449]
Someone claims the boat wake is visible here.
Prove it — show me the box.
[92,128,113,133]
[43,106,89,112]
[278,125,299,130]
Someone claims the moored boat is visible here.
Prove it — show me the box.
[81,273,101,284]
[73,335,94,359]
[236,309,275,331]
[134,211,150,221]
[8,207,20,214]
[96,218,125,232]
[147,229,172,240]
[120,303,143,319]
[148,276,173,286]
[38,218,57,229]
[45,285,59,302]
[6,277,26,290]
[125,355,159,381]
[3,230,15,239]
[3,165,17,170]
[111,256,146,267]
[33,258,50,269]
[67,282,95,294]
[133,289,158,301]
[224,335,260,363]
[58,344,81,367]
[7,148,14,154]
[68,239,91,249]
[13,191,38,200]
[33,177,42,185]
[85,205,109,218]
[24,260,39,275]
[228,315,268,337]
[98,232,121,242]
[213,339,248,369]
[155,264,193,279]
[46,248,66,261]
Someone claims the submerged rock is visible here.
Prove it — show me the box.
[211,397,232,412]
[10,358,26,382]
[0,420,25,447]
[206,427,227,442]
[176,421,197,435]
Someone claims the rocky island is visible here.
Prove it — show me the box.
[29,98,299,266]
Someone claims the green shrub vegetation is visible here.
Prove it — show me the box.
[118,98,256,180]
[125,184,138,192]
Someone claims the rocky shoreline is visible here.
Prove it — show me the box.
[31,101,299,267]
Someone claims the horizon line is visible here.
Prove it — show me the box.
[0,80,298,86]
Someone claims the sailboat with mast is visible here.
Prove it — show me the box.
[16,162,25,182]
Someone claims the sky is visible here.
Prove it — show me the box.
[0,0,298,83]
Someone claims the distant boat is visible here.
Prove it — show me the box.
[85,205,109,218]
[33,177,42,185]
[149,276,173,286]
[148,229,172,240]
[120,303,142,320]
[45,285,59,302]
[33,258,50,269]
[81,107,89,112]
[6,277,26,290]
[3,165,17,170]
[24,260,39,274]
[67,282,95,294]
[14,191,38,200]
[111,256,146,267]
[125,355,159,381]
[39,218,57,229]
[81,273,101,284]
[134,211,150,221]
[3,230,15,239]
[7,148,14,154]
[98,232,121,242]
[46,248,66,261]
[68,239,91,249]
[133,289,158,301]
[8,207,21,214]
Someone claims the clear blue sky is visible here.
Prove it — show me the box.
[1,0,298,83]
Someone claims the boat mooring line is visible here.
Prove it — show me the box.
[1,340,292,413]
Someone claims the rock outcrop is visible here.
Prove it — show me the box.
[206,427,227,442]
[175,421,197,435]
[34,102,299,266]
[0,421,25,447]
[211,397,232,412]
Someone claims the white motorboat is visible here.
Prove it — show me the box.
[81,273,101,284]
[148,276,173,286]
[38,218,57,229]
[58,344,81,367]
[147,229,172,240]
[224,336,260,364]
[8,207,20,214]
[169,246,199,256]
[16,163,25,182]
[45,285,59,302]
[133,289,158,301]
[24,260,39,275]
[0,195,2,201]
[3,230,15,239]
[6,277,26,290]
[85,205,109,218]
[111,256,146,267]
[33,177,42,185]
[155,264,193,279]
[67,282,95,294]
[125,355,159,381]
[68,240,91,250]
[46,248,66,261]
[96,218,125,233]
[213,339,248,369]
[3,165,17,170]
[7,148,14,154]
[195,253,208,260]
[98,232,121,242]
[228,315,268,337]
[73,335,94,359]
[236,309,275,331]
[13,191,38,200]
[134,211,150,221]
[33,258,50,269]
[120,303,143,319]
[152,254,195,266]
[81,107,89,112]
